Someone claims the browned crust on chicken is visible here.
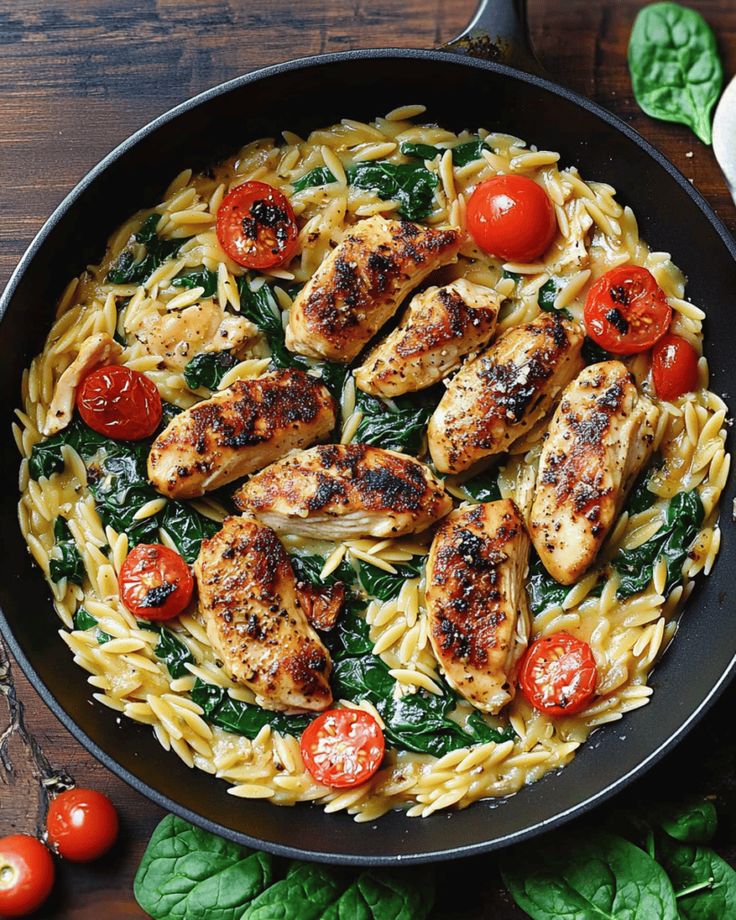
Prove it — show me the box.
[193,516,332,711]
[426,500,530,714]
[529,360,659,584]
[233,443,453,539]
[147,369,336,499]
[428,313,584,474]
[285,216,464,363]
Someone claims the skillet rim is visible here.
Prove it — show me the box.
[1,46,735,866]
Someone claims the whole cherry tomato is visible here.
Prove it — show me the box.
[216,181,299,269]
[652,333,700,401]
[467,174,557,262]
[46,788,119,862]
[519,633,598,717]
[300,709,385,788]
[76,365,162,440]
[584,265,672,355]
[119,544,193,621]
[0,835,55,917]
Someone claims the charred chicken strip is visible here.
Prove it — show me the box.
[285,216,463,363]
[194,516,333,712]
[426,500,531,714]
[529,360,660,584]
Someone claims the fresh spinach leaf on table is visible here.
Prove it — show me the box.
[659,835,736,918]
[49,517,85,585]
[134,814,274,920]
[183,350,239,391]
[107,213,191,285]
[171,267,218,298]
[657,798,718,844]
[628,2,723,145]
[190,679,312,739]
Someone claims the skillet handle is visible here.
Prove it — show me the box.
[441,0,545,76]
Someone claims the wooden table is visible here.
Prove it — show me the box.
[1,1,734,915]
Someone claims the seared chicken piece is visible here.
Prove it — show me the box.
[234,443,452,539]
[530,361,659,584]
[128,299,257,371]
[148,369,336,500]
[426,500,530,714]
[428,313,584,474]
[354,279,501,397]
[43,333,123,435]
[285,216,464,363]
[194,517,332,711]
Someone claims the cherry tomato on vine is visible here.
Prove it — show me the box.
[652,334,700,401]
[46,788,119,863]
[0,835,54,917]
[467,174,557,262]
[119,544,193,621]
[76,365,162,440]
[300,709,385,788]
[216,181,299,269]
[519,633,598,717]
[583,265,672,355]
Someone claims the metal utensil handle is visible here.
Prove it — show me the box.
[442,0,544,75]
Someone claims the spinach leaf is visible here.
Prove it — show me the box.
[290,552,356,588]
[658,798,718,844]
[171,267,218,298]
[400,138,485,167]
[242,863,346,920]
[626,456,663,515]
[238,279,302,370]
[324,601,375,659]
[49,517,84,585]
[659,836,736,918]
[316,362,350,403]
[458,469,502,503]
[190,680,312,738]
[582,337,613,366]
[108,213,190,285]
[354,390,433,455]
[538,278,573,320]
[501,830,678,920]
[152,627,194,679]
[464,710,517,745]
[613,489,704,599]
[293,162,438,220]
[321,869,435,920]
[527,554,569,616]
[183,351,239,391]
[357,557,424,601]
[72,607,112,644]
[159,502,220,565]
[134,814,273,920]
[628,2,723,145]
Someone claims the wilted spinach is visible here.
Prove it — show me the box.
[237,279,302,370]
[628,2,723,145]
[107,213,190,285]
[49,517,84,586]
[183,351,239,390]
[458,468,502,503]
[526,554,569,616]
[626,455,664,516]
[400,137,485,167]
[357,557,424,602]
[149,625,195,679]
[191,680,312,739]
[171,267,218,297]
[290,552,356,588]
[73,607,112,644]
[613,489,703,599]
[582,336,613,366]
[537,277,573,320]
[354,390,433,455]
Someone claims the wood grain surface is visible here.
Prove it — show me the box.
[1,1,734,916]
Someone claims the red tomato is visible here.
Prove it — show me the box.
[652,334,700,401]
[584,265,672,355]
[76,365,162,441]
[216,181,299,269]
[46,789,119,862]
[0,835,54,917]
[519,633,597,717]
[119,544,193,621]
[300,709,385,788]
[467,174,557,262]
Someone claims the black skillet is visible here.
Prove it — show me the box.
[1,0,735,865]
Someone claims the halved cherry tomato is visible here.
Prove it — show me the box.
[584,265,672,355]
[652,334,700,401]
[300,709,385,788]
[0,835,55,917]
[216,181,299,269]
[519,633,597,717]
[119,544,193,621]
[47,788,119,862]
[467,174,557,262]
[76,365,162,441]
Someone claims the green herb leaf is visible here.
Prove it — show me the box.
[501,830,678,920]
[191,680,312,738]
[357,557,424,601]
[354,391,433,455]
[659,835,736,918]
[108,213,191,285]
[183,351,239,391]
[400,138,485,167]
[628,2,723,145]
[613,489,704,599]
[171,267,218,297]
[133,814,273,920]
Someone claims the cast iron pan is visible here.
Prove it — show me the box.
[1,0,735,865]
